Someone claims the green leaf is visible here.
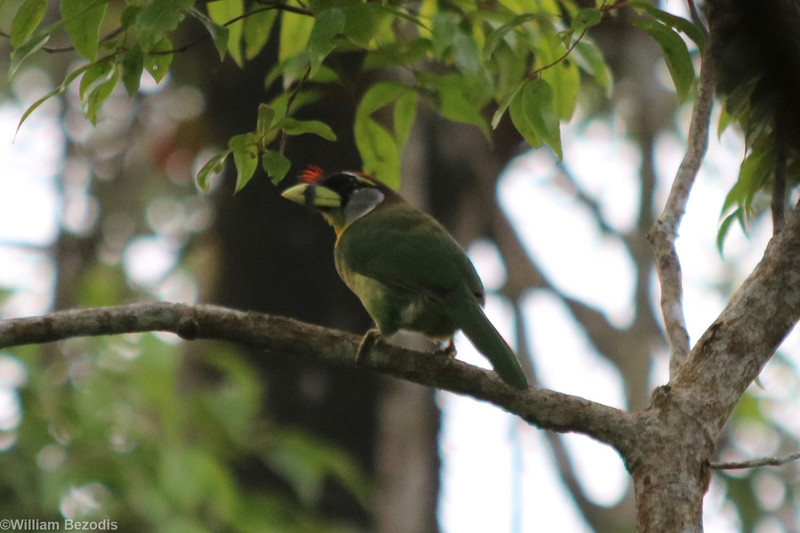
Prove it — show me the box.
[510,79,562,159]
[229,133,260,193]
[308,8,345,75]
[15,63,90,137]
[256,103,277,136]
[717,106,733,139]
[196,150,231,193]
[79,61,120,124]
[358,81,405,118]
[571,7,603,34]
[628,0,705,48]
[121,45,145,94]
[393,89,417,148]
[716,209,743,255]
[437,83,490,140]
[193,7,231,62]
[573,40,613,96]
[492,79,525,129]
[207,0,244,65]
[243,8,277,60]
[355,115,399,189]
[277,118,337,141]
[8,24,52,80]
[483,13,545,60]
[61,0,108,60]
[262,150,291,184]
[363,38,431,70]
[10,0,47,48]
[135,0,194,52]
[279,11,314,63]
[537,34,579,120]
[341,4,380,48]
[632,19,695,103]
[452,31,481,75]
[144,37,173,83]
[509,85,541,148]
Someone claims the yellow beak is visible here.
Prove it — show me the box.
[281,184,342,208]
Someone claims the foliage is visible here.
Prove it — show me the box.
[4,0,699,191]
[0,335,370,532]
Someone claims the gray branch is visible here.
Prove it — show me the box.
[648,55,716,377]
[0,302,637,454]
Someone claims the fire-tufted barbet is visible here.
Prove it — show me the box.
[281,166,528,389]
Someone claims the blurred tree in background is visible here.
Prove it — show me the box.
[1,0,800,532]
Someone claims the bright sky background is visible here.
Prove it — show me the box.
[3,12,800,533]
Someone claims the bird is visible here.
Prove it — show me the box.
[281,166,528,389]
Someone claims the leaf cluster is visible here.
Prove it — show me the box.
[4,0,705,193]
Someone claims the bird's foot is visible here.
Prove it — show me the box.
[433,339,457,360]
[356,328,383,365]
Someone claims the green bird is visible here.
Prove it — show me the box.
[281,166,528,389]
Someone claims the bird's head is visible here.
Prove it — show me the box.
[281,166,395,233]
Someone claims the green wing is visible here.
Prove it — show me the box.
[336,202,484,299]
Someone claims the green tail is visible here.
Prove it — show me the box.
[445,293,528,389]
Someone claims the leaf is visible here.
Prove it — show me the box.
[393,89,417,148]
[79,61,120,124]
[8,25,51,80]
[341,4,381,48]
[144,38,173,83]
[207,0,244,65]
[308,8,345,75]
[243,8,277,60]
[262,150,291,184]
[717,106,733,139]
[256,103,277,136]
[193,7,231,62]
[61,0,108,60]
[483,13,545,60]
[363,38,431,70]
[632,19,695,103]
[437,83,490,140]
[513,79,562,159]
[537,33,580,120]
[276,118,337,141]
[135,0,195,52]
[354,114,399,189]
[279,11,314,63]
[716,209,743,255]
[452,31,481,75]
[228,133,260,193]
[571,7,603,34]
[15,63,91,137]
[509,85,541,148]
[196,150,231,193]
[10,0,47,49]
[628,0,705,48]
[121,45,145,94]
[492,79,525,129]
[573,40,613,96]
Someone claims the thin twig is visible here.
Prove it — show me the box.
[647,51,716,377]
[710,451,800,470]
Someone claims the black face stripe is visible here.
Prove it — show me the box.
[321,172,376,205]
[303,184,316,205]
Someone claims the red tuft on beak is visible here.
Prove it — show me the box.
[299,165,325,184]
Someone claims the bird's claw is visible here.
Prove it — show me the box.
[433,339,456,360]
[356,328,382,365]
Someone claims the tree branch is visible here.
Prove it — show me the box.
[647,53,716,377]
[710,451,800,470]
[0,302,637,454]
